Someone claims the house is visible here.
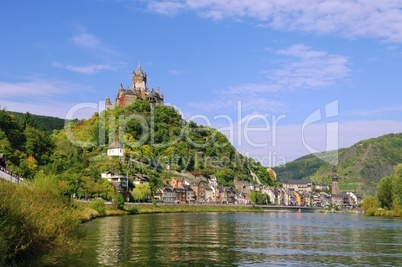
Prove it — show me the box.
[209,175,219,187]
[154,187,164,201]
[281,180,312,193]
[162,187,176,203]
[261,186,276,204]
[302,191,313,206]
[205,185,215,203]
[182,184,196,204]
[217,186,227,204]
[107,141,124,157]
[313,183,330,191]
[235,192,249,205]
[170,177,184,188]
[226,186,236,204]
[174,186,186,203]
[101,171,128,189]
[190,178,207,203]
[133,173,149,185]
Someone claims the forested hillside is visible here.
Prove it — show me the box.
[9,111,66,132]
[273,133,402,196]
[0,102,273,198]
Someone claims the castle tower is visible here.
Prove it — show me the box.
[331,165,340,196]
[132,65,147,91]
[105,95,111,109]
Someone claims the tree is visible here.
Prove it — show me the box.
[131,183,151,202]
[362,196,380,216]
[391,164,402,209]
[215,169,234,186]
[113,193,125,210]
[377,175,393,209]
[250,191,269,205]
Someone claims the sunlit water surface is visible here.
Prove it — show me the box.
[31,212,402,266]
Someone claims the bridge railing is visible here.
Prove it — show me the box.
[0,167,24,185]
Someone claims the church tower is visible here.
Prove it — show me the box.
[331,165,340,195]
[132,65,147,91]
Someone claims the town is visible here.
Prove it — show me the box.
[103,141,362,211]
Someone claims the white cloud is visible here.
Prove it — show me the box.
[267,44,350,90]
[147,1,186,16]
[52,62,120,74]
[0,79,96,119]
[0,99,97,119]
[0,79,70,98]
[146,0,402,43]
[187,44,348,114]
[168,69,190,75]
[72,33,101,49]
[70,29,119,57]
[347,105,402,116]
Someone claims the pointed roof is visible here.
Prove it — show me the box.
[108,140,123,149]
[134,65,145,75]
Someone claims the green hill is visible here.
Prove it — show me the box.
[58,100,272,187]
[273,133,402,196]
[1,101,273,198]
[9,111,66,132]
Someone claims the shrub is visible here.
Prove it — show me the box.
[0,178,81,264]
[128,205,139,215]
[112,194,125,210]
[362,195,380,216]
[88,199,106,216]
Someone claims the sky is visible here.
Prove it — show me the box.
[2,0,402,166]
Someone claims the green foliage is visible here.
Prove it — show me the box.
[377,175,393,209]
[127,205,139,215]
[9,111,66,132]
[88,199,106,216]
[0,178,81,264]
[131,183,151,202]
[362,196,380,216]
[379,164,402,211]
[113,193,125,210]
[250,191,269,205]
[363,164,402,217]
[1,101,275,205]
[215,169,235,186]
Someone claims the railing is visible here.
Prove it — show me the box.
[0,167,24,184]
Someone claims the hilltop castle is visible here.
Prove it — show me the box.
[106,65,164,110]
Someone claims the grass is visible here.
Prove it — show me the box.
[124,203,264,214]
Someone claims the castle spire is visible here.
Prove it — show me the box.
[331,165,340,195]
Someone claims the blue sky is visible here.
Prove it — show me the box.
[2,0,402,165]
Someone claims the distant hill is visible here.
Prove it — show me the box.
[9,111,66,132]
[273,133,402,196]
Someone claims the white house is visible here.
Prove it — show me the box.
[107,141,124,157]
[101,171,128,188]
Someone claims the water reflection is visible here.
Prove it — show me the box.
[31,212,402,266]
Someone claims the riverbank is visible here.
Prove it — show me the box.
[126,203,265,214]
[74,202,265,223]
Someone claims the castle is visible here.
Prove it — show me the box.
[106,65,164,110]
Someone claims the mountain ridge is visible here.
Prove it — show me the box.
[273,133,402,196]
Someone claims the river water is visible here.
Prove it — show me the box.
[32,212,401,266]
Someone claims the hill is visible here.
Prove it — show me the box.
[273,133,402,196]
[58,100,273,187]
[1,101,273,198]
[9,111,66,132]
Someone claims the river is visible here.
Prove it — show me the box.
[32,212,402,266]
